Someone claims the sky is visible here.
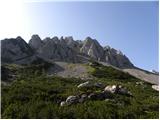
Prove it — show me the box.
[0,0,158,71]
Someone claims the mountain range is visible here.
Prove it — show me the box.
[1,35,133,68]
[1,35,158,85]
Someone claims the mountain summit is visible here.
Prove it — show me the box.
[1,35,134,68]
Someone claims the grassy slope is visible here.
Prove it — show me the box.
[1,63,159,119]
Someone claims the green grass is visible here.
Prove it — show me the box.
[1,63,159,119]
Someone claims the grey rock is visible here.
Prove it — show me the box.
[1,36,34,63]
[94,82,105,88]
[88,92,110,100]
[104,85,132,96]
[136,81,144,85]
[80,37,104,61]
[81,94,88,99]
[104,85,117,93]
[152,85,159,91]
[117,87,132,96]
[37,37,78,62]
[29,34,43,50]
[60,101,67,106]
[79,94,88,103]
[88,93,98,100]
[77,81,93,88]
[66,95,79,105]
[104,46,134,68]
[78,94,88,103]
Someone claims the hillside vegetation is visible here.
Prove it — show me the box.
[1,63,159,119]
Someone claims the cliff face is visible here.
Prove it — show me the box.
[1,35,134,68]
[1,36,34,63]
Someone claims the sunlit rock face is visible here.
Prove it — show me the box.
[80,37,104,61]
[104,46,134,68]
[1,35,134,68]
[37,38,78,62]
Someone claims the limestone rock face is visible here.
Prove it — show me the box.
[29,34,43,50]
[1,36,33,63]
[104,46,134,68]
[37,37,78,62]
[64,36,81,52]
[80,37,104,61]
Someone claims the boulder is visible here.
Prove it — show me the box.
[88,92,110,100]
[152,85,159,91]
[77,81,93,88]
[136,81,143,85]
[78,94,88,103]
[88,93,98,100]
[77,81,104,89]
[104,99,115,103]
[66,95,79,105]
[117,87,132,96]
[94,82,105,88]
[104,85,117,93]
[104,85,132,96]
[60,101,67,107]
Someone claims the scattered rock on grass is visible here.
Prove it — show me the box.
[66,95,79,105]
[104,85,117,93]
[152,85,159,91]
[104,85,132,96]
[77,81,92,88]
[60,101,67,106]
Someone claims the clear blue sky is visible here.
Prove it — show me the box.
[1,1,159,71]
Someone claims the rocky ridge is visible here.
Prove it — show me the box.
[1,34,134,68]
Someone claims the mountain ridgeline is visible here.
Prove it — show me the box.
[1,35,134,68]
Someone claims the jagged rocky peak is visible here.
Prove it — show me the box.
[29,34,43,50]
[80,37,104,61]
[51,36,59,44]
[43,37,52,43]
[35,35,78,62]
[64,36,73,42]
[62,36,74,45]
[1,36,33,63]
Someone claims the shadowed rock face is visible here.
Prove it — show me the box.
[1,35,134,68]
[1,36,34,63]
